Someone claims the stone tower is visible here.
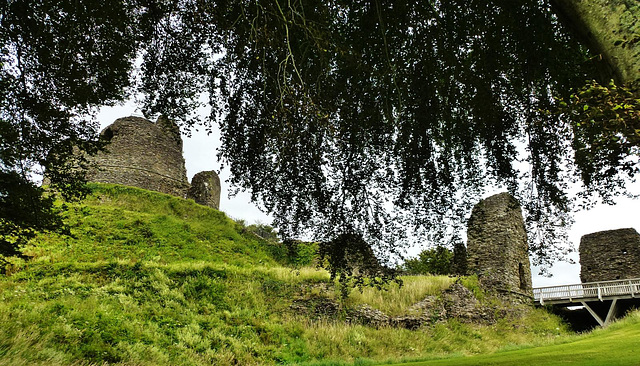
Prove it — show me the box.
[87,116,190,197]
[83,116,221,210]
[466,192,532,299]
[579,228,640,283]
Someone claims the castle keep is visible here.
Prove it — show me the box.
[86,116,221,210]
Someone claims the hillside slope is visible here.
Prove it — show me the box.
[0,184,571,365]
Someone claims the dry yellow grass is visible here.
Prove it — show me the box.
[347,275,455,315]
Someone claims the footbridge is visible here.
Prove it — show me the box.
[533,278,640,327]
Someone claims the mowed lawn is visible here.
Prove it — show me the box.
[389,312,640,366]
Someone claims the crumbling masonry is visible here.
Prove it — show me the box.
[466,192,533,300]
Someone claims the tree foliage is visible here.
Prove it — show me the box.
[3,0,636,280]
[0,0,143,257]
[558,80,640,203]
[207,0,598,269]
[319,232,399,299]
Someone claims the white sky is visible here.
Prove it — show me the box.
[96,102,639,288]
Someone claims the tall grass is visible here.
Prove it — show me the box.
[22,184,278,268]
[347,276,455,315]
[269,266,331,283]
[293,307,569,366]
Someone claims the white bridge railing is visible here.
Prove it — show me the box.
[534,278,640,305]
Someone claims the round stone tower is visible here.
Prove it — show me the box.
[580,228,640,283]
[466,192,533,300]
[86,116,190,197]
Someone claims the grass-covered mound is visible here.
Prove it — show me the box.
[25,183,277,267]
[0,184,570,365]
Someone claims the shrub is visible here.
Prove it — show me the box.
[403,247,453,276]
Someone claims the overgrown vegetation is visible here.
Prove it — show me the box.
[557,80,640,202]
[346,276,454,316]
[0,184,588,365]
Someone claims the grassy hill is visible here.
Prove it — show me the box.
[0,184,621,365]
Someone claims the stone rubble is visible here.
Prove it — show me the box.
[291,282,501,330]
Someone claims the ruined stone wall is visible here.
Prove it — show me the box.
[86,116,190,197]
[466,192,533,299]
[580,228,640,283]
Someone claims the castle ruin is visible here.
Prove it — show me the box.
[466,192,533,300]
[579,228,640,283]
[85,116,221,209]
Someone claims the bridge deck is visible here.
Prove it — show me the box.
[534,278,640,327]
[534,278,640,306]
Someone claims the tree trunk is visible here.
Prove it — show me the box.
[551,0,640,84]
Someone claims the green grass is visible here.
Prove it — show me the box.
[0,183,620,365]
[23,183,276,267]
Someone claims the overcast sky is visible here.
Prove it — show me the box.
[97,102,639,288]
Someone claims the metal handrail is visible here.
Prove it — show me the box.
[533,278,640,304]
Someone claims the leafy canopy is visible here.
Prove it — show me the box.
[206,0,600,268]
[4,0,636,273]
[403,247,454,276]
[0,0,141,257]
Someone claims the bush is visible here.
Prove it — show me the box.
[403,247,453,275]
[284,239,319,267]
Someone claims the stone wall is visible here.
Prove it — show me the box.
[579,228,640,283]
[466,192,532,300]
